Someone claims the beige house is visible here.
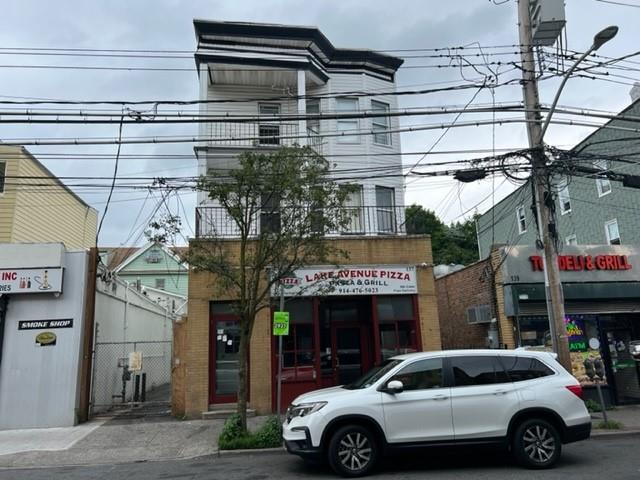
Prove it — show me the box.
[0,145,97,248]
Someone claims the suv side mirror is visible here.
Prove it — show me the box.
[386,380,404,394]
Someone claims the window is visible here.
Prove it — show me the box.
[375,186,396,233]
[466,305,491,324]
[155,278,166,290]
[306,99,320,135]
[516,205,527,234]
[565,234,578,246]
[145,249,162,264]
[377,296,417,360]
[260,192,281,234]
[557,178,571,214]
[281,299,315,382]
[451,356,510,386]
[501,356,555,382]
[341,185,364,234]
[371,100,391,145]
[258,103,281,145]
[336,98,359,144]
[594,160,612,197]
[389,358,443,391]
[0,162,5,193]
[605,219,621,245]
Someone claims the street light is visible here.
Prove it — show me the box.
[540,25,619,139]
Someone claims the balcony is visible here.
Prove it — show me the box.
[204,121,323,154]
[195,206,407,238]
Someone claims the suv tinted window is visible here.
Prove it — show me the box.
[389,358,443,390]
[451,356,509,386]
[502,356,555,381]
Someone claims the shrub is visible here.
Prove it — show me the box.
[596,420,622,430]
[585,399,602,412]
[218,414,283,450]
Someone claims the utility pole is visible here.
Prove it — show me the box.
[517,0,572,371]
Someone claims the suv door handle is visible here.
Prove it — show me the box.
[432,395,448,401]
[493,389,508,395]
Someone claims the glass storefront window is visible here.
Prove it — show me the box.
[378,296,417,360]
[377,296,413,322]
[281,299,315,382]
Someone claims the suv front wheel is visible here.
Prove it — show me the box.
[327,425,378,477]
[512,418,561,469]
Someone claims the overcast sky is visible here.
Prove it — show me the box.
[1,0,638,246]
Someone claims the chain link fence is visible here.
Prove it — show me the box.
[90,340,172,416]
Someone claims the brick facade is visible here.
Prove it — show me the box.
[173,235,441,418]
[436,249,517,350]
[437,259,493,349]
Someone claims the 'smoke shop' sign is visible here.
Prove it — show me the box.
[274,265,418,297]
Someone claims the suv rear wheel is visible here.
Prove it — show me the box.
[512,418,561,469]
[327,425,378,477]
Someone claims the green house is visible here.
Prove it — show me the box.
[110,242,188,297]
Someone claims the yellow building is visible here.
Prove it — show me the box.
[0,145,97,248]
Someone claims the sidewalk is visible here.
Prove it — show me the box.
[591,404,640,435]
[0,412,271,469]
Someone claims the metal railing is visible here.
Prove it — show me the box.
[205,121,324,154]
[195,205,407,238]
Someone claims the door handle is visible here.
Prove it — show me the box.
[493,389,508,395]
[432,395,448,401]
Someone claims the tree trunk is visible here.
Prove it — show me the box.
[236,317,251,432]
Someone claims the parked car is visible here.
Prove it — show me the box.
[283,349,590,477]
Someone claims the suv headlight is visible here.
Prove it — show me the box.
[286,402,327,421]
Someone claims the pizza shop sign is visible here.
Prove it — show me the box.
[273,265,418,297]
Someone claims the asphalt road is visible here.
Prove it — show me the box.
[1,435,639,480]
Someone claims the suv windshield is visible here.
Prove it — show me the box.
[343,359,403,390]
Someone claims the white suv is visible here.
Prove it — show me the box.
[283,349,590,477]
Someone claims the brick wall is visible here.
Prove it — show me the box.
[173,235,441,418]
[436,259,493,349]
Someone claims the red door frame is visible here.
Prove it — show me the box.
[209,312,247,405]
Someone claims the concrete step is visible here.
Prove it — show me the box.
[201,408,256,420]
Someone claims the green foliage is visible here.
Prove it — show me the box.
[190,146,356,432]
[218,414,283,450]
[596,420,623,430]
[585,399,603,412]
[405,204,479,265]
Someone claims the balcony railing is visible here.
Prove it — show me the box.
[195,205,407,238]
[205,121,323,154]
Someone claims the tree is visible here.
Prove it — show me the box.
[405,205,478,265]
[187,146,354,431]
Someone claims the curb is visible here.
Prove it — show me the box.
[217,446,285,456]
[591,428,640,438]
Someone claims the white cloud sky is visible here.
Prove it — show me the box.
[0,0,638,245]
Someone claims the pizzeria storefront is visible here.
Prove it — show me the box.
[176,235,442,417]
[269,266,421,409]
[501,245,640,405]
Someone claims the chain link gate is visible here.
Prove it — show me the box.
[90,340,172,416]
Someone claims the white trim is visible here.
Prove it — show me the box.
[604,218,621,245]
[565,234,577,246]
[371,100,391,146]
[594,159,612,197]
[113,241,188,274]
[516,205,527,234]
[557,178,571,215]
[336,97,360,144]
